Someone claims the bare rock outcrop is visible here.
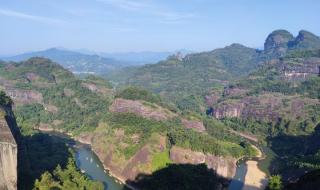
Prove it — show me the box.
[109,98,176,121]
[74,133,93,145]
[181,119,206,132]
[281,57,320,80]
[4,88,43,105]
[211,94,317,122]
[212,103,244,119]
[169,146,236,179]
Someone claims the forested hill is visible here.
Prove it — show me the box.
[110,29,320,112]
[0,57,113,134]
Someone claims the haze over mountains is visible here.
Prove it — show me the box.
[1,48,191,75]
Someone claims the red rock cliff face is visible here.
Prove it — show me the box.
[212,95,280,121]
[212,93,319,122]
[170,146,236,179]
[109,98,176,121]
[213,103,243,119]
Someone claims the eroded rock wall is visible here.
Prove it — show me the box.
[0,114,17,190]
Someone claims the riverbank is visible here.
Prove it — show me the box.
[242,145,268,190]
[37,128,137,190]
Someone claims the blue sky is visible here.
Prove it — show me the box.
[0,0,320,55]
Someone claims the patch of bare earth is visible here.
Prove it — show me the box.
[181,119,206,132]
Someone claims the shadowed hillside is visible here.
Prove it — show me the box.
[123,164,228,190]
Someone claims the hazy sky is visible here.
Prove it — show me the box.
[1,0,320,55]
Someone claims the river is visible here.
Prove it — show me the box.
[228,159,247,190]
[43,131,123,190]
[45,131,270,190]
[228,145,269,190]
[75,145,123,190]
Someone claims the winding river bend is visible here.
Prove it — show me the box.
[75,145,123,190]
[42,131,123,190]
[44,131,269,190]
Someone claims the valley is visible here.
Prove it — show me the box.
[0,29,319,190]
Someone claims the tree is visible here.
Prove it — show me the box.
[34,171,60,190]
[268,175,282,190]
[0,91,12,106]
[33,157,104,190]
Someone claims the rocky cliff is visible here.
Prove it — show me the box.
[169,146,236,179]
[0,108,17,190]
[212,93,319,121]
[281,57,320,80]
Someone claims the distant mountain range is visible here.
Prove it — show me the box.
[1,48,191,75]
[110,29,320,107]
[100,50,192,65]
[1,48,127,75]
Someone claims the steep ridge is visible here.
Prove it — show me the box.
[113,29,320,114]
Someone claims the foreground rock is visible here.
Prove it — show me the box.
[0,109,17,190]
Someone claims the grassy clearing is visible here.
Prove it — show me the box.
[151,149,172,172]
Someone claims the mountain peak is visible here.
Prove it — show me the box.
[264,29,294,56]
[298,30,317,37]
[26,56,53,64]
[228,43,247,48]
[288,30,320,50]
